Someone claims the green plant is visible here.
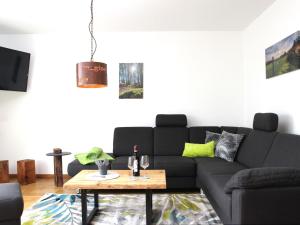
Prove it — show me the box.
[119,88,143,99]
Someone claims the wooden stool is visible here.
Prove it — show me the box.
[0,160,9,183]
[17,159,36,185]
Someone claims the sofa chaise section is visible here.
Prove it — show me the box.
[194,113,279,224]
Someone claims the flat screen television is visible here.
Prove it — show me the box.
[0,46,31,92]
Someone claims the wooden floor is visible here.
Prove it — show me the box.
[10,177,76,209]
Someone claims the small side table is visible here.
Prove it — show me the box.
[46,148,71,187]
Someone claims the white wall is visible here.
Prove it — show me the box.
[0,31,244,174]
[243,0,300,133]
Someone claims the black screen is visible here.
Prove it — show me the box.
[0,46,31,92]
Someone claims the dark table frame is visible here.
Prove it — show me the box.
[80,189,153,225]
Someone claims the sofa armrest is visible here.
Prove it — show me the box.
[224,167,300,194]
[232,186,300,225]
[0,183,23,222]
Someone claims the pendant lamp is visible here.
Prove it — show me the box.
[76,0,107,88]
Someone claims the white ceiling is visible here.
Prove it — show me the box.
[0,0,276,34]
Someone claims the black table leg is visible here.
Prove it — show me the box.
[146,190,153,225]
[94,193,99,208]
[81,190,99,225]
[81,190,87,225]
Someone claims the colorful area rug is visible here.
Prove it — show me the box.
[22,193,222,225]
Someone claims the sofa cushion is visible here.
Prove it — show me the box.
[0,183,23,222]
[215,131,244,162]
[201,174,233,224]
[189,126,221,144]
[113,127,153,157]
[205,131,221,144]
[195,157,247,179]
[264,133,300,168]
[154,127,188,155]
[67,159,98,177]
[154,156,196,177]
[111,156,154,169]
[156,114,187,127]
[235,130,277,168]
[182,142,215,158]
[253,113,278,132]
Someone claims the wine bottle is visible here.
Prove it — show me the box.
[133,145,140,176]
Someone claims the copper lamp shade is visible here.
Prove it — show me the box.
[76,61,107,88]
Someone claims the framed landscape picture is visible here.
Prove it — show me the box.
[265,31,300,79]
[119,63,143,99]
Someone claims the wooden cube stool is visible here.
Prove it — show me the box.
[0,160,9,183]
[17,159,36,185]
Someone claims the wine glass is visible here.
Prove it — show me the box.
[128,156,136,180]
[140,155,150,179]
[128,156,134,170]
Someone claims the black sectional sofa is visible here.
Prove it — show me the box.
[68,113,300,225]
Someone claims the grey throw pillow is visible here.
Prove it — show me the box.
[205,131,221,145]
[215,131,244,162]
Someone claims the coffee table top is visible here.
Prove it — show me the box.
[64,170,166,190]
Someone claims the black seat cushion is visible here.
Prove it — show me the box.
[156,114,187,127]
[264,133,300,168]
[154,127,188,156]
[67,159,98,177]
[195,157,247,180]
[235,130,278,168]
[113,127,153,157]
[154,156,196,177]
[201,174,233,224]
[111,156,154,170]
[0,183,23,221]
[253,113,278,132]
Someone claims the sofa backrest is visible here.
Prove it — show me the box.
[189,126,241,144]
[263,133,300,168]
[221,126,238,134]
[189,126,221,143]
[154,114,189,156]
[113,127,153,156]
[237,127,253,136]
[235,113,278,168]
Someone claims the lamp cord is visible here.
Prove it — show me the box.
[89,0,97,61]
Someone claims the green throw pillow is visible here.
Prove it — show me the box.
[182,141,215,158]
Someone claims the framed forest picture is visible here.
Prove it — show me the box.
[119,63,143,99]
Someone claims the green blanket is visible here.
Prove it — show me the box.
[75,147,114,165]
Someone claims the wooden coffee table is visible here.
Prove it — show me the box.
[64,170,166,225]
